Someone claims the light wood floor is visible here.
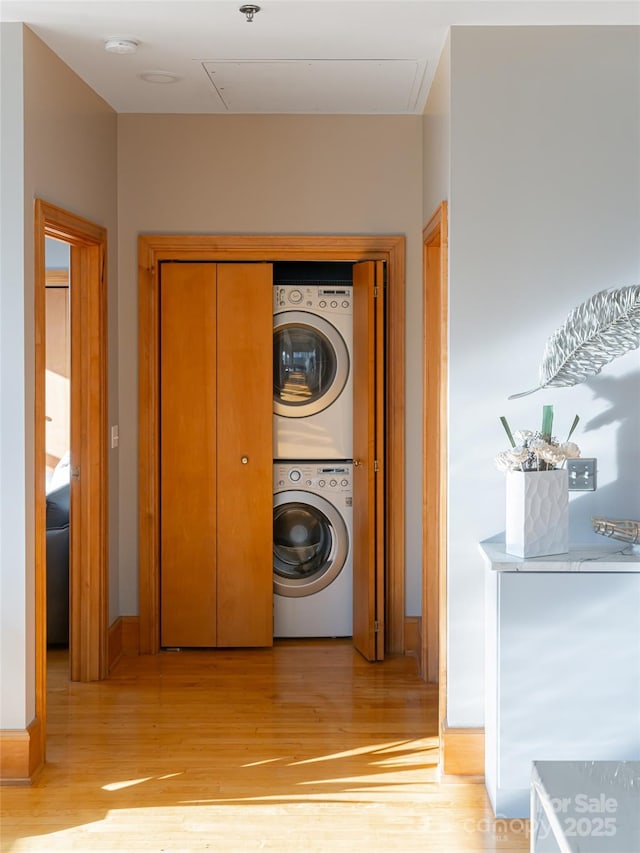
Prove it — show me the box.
[1,642,529,852]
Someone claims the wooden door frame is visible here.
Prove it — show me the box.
[138,234,405,655]
[422,203,484,776]
[35,200,109,755]
[421,202,448,698]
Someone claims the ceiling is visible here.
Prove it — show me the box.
[2,1,638,114]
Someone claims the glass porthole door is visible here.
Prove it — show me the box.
[273,490,348,597]
[273,311,349,418]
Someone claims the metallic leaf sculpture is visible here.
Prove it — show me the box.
[509,285,640,399]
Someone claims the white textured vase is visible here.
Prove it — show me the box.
[505,469,569,558]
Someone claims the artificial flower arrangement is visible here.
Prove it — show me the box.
[496,404,581,472]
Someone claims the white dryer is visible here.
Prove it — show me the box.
[273,284,353,460]
[273,462,353,638]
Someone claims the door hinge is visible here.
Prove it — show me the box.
[374,459,379,472]
[374,285,379,298]
[70,465,80,480]
[374,620,380,632]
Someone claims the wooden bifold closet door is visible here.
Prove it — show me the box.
[160,262,273,648]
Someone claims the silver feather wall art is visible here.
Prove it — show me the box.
[509,285,640,399]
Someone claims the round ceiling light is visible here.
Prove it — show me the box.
[104,38,139,55]
[139,71,180,85]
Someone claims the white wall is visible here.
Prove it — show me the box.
[0,23,30,729]
[116,114,424,617]
[447,26,640,726]
[422,33,450,221]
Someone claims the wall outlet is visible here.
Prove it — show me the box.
[567,458,597,491]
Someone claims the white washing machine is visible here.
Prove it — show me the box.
[273,284,353,460]
[273,462,353,638]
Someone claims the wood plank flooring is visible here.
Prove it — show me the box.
[1,641,530,851]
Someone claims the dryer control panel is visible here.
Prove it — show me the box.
[274,463,352,496]
[274,284,352,315]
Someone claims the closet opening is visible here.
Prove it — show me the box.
[138,234,405,660]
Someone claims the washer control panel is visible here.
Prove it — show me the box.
[274,284,352,314]
[274,463,352,495]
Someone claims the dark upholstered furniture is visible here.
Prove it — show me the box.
[46,482,69,646]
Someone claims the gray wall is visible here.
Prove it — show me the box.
[22,27,120,631]
[0,23,29,729]
[0,25,118,728]
[446,26,640,726]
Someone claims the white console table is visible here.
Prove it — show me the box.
[480,543,640,818]
[530,761,640,852]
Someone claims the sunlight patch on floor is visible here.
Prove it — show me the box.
[288,738,431,766]
[102,772,184,792]
[241,757,282,768]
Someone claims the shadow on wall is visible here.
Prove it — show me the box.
[584,369,640,508]
[583,370,640,441]
[562,368,640,541]
[486,368,640,545]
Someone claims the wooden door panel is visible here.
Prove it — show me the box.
[216,264,273,647]
[352,261,385,661]
[373,261,386,660]
[66,241,109,680]
[160,263,217,647]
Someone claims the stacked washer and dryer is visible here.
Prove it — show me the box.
[272,267,354,638]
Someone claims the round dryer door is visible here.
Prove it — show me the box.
[273,490,348,598]
[273,311,349,418]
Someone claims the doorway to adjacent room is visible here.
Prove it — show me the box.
[34,200,109,762]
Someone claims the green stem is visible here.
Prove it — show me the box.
[541,405,553,443]
[500,416,516,448]
[566,414,580,442]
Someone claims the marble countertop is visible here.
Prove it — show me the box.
[480,541,640,572]
[531,761,640,852]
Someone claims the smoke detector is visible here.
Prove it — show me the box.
[104,38,139,55]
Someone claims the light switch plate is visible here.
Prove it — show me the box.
[567,458,597,491]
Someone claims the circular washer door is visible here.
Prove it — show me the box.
[273,311,349,418]
[273,490,348,598]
